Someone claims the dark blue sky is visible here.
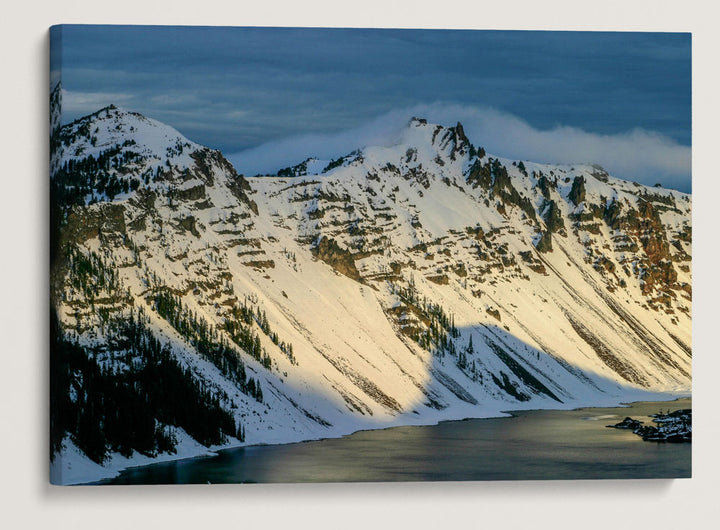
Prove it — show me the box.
[51,25,691,190]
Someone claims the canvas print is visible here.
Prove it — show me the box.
[49,26,691,485]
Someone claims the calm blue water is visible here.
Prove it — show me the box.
[98,398,691,484]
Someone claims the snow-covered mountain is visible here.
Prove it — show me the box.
[50,94,691,484]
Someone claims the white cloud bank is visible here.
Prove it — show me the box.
[228,103,691,192]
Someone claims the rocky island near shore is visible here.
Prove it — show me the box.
[607,409,691,443]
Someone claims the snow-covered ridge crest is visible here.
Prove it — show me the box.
[50,100,257,213]
[277,117,476,180]
[51,104,202,176]
[283,117,688,205]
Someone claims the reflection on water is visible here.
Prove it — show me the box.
[99,399,691,484]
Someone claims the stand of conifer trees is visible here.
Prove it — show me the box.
[391,280,459,358]
[52,140,143,207]
[153,290,264,402]
[50,308,239,465]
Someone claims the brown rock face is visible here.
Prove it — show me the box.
[486,308,501,321]
[311,236,361,281]
[568,176,586,206]
[177,215,200,238]
[596,196,683,296]
[176,184,206,202]
[640,260,678,295]
[466,159,492,190]
[426,274,450,285]
[242,260,275,270]
[63,203,126,245]
[641,233,670,263]
[543,199,565,235]
[193,148,258,215]
[536,231,553,253]
[452,122,470,155]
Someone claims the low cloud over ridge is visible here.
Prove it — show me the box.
[228,103,691,193]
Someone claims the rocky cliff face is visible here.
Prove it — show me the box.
[50,103,691,482]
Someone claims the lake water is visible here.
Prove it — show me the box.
[98,398,691,484]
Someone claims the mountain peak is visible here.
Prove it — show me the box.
[51,104,258,215]
[52,105,203,171]
[454,121,469,146]
[271,118,479,180]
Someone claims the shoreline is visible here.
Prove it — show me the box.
[62,392,691,486]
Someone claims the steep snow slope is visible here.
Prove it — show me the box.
[50,105,691,484]
[252,118,690,386]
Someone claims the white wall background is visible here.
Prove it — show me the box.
[1,1,717,528]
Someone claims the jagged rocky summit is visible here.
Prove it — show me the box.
[50,89,692,483]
